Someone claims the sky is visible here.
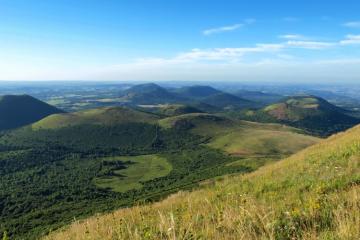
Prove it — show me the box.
[0,0,360,83]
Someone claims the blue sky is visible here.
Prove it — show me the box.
[0,0,360,82]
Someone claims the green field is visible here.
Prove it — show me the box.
[94,155,172,192]
[208,128,319,156]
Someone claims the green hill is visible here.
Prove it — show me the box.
[243,95,360,136]
[32,106,160,129]
[119,83,184,104]
[174,85,222,99]
[119,84,255,111]
[45,123,360,240]
[0,105,209,239]
[0,95,63,131]
[173,86,255,110]
[160,113,318,159]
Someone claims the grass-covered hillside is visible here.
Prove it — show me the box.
[0,95,63,131]
[45,124,360,240]
[242,95,360,136]
[32,106,160,129]
[160,113,318,160]
[0,105,318,239]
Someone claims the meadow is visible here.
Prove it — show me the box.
[94,155,172,193]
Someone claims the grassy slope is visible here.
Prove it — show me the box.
[45,124,360,240]
[32,106,159,129]
[160,113,319,159]
[94,155,172,193]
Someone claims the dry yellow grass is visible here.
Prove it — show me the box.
[44,125,360,240]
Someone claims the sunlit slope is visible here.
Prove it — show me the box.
[32,106,160,129]
[159,113,319,158]
[45,125,360,240]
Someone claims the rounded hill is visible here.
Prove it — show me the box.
[32,106,160,129]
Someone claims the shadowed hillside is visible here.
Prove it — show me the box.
[119,83,184,104]
[201,92,254,109]
[173,85,222,99]
[0,95,63,131]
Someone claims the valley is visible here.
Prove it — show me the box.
[45,119,360,240]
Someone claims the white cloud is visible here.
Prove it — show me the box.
[343,21,360,28]
[286,40,335,49]
[135,37,348,67]
[279,34,305,40]
[203,24,243,35]
[88,58,360,83]
[202,19,255,36]
[136,44,284,64]
[340,34,360,45]
[3,31,360,82]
